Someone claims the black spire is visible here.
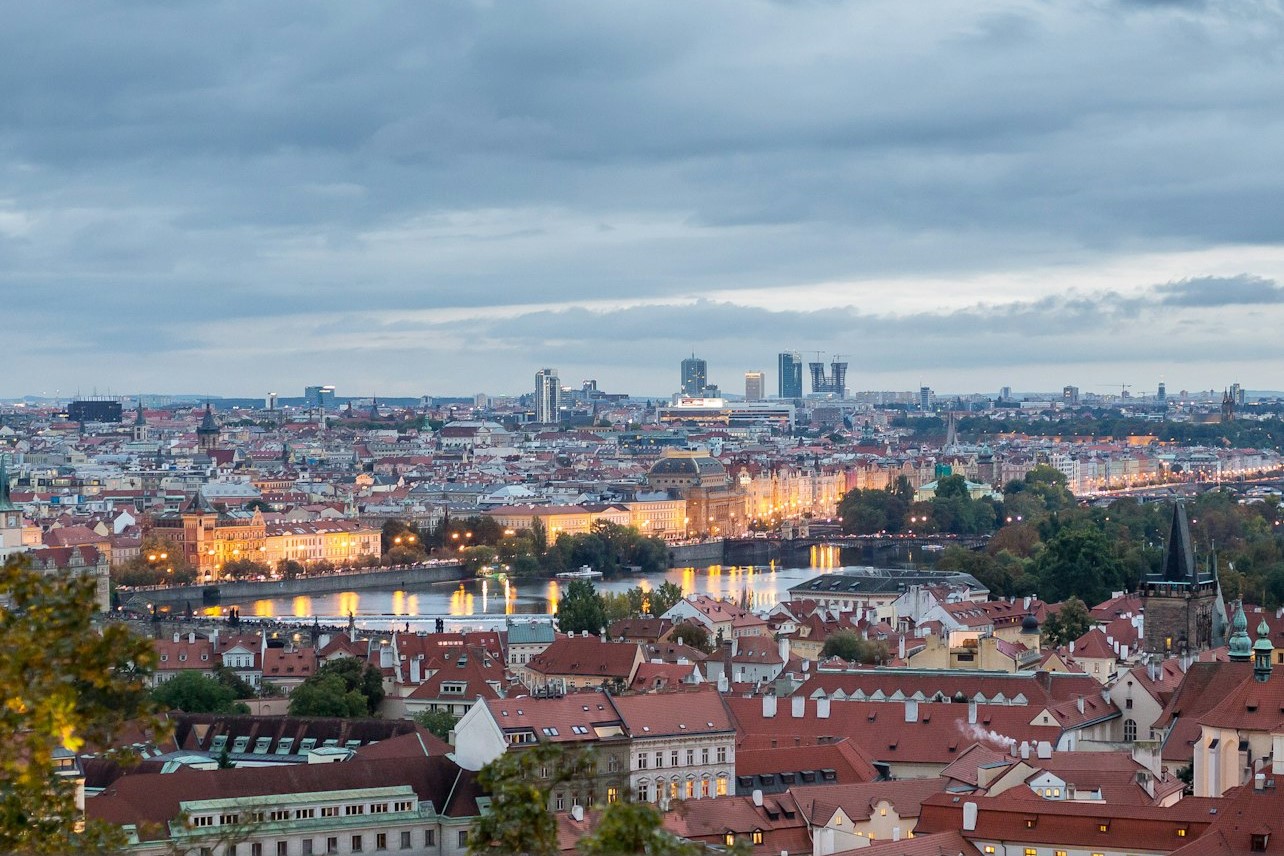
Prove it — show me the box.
[1160,502,1198,583]
[0,457,16,513]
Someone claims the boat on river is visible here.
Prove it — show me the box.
[556,565,602,580]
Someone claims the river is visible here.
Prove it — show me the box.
[213,544,864,630]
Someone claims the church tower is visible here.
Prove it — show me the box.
[196,402,220,452]
[1142,503,1222,655]
[132,402,148,442]
[0,458,25,558]
[1221,389,1235,423]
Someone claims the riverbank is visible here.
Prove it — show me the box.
[121,561,470,608]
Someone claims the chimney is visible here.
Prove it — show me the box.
[1272,733,1284,772]
[893,827,901,842]
[1020,742,1031,760]
[905,699,919,723]
[731,637,739,657]
[1024,596,1031,610]
[817,697,831,719]
[173,631,180,643]
[188,632,195,644]
[778,638,790,663]
[962,802,978,831]
[968,701,978,725]
[717,673,730,693]
[898,635,906,660]
[210,628,218,646]
[792,696,805,718]
[752,789,764,807]
[1076,696,1085,714]
[571,804,585,821]
[1120,644,1129,661]
[1255,773,1267,791]
[409,656,421,684]
[1037,741,1053,759]
[762,695,777,718]
[1147,660,1157,682]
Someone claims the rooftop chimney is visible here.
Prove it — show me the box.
[817,697,831,719]
[968,700,978,725]
[1037,741,1053,759]
[778,638,790,663]
[571,804,585,821]
[962,802,978,831]
[1255,773,1267,791]
[752,789,764,807]
[763,695,777,718]
[791,696,805,718]
[1020,742,1031,760]
[905,699,919,723]
[188,632,195,644]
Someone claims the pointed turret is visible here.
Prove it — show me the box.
[1254,618,1274,682]
[1228,601,1252,662]
[1159,502,1198,583]
[196,401,220,452]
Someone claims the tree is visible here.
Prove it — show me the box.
[289,658,384,716]
[277,558,305,579]
[671,621,712,654]
[578,800,706,856]
[1033,524,1126,606]
[648,581,684,617]
[1042,596,1094,649]
[287,674,369,718]
[153,670,251,714]
[1,554,160,853]
[415,708,460,740]
[556,579,607,635]
[469,743,596,856]
[821,630,889,664]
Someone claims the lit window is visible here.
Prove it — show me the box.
[607,787,618,804]
[753,830,763,845]
[1025,849,1038,856]
[716,776,728,797]
[1178,829,1188,838]
[725,833,735,847]
[984,848,996,855]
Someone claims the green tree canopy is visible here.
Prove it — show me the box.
[469,743,597,856]
[1042,596,1094,649]
[648,581,684,617]
[578,800,707,856]
[821,630,889,664]
[152,670,250,714]
[1,555,160,853]
[556,579,607,636]
[287,674,369,718]
[289,658,385,717]
[1033,525,1126,606]
[414,708,460,741]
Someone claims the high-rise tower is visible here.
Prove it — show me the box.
[680,355,707,397]
[744,371,765,402]
[535,369,561,424]
[778,352,803,399]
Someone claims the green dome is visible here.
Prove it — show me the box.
[1254,618,1274,653]
[1228,602,1252,661]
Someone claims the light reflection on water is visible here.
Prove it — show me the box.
[223,558,864,621]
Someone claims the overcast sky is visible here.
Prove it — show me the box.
[4,1,1284,400]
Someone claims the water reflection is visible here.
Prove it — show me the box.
[221,549,898,623]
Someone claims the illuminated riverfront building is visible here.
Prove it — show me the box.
[152,493,267,580]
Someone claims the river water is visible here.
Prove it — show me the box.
[215,545,862,630]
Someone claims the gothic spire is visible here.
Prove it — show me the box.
[1159,502,1198,583]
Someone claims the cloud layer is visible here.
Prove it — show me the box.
[3,1,1284,397]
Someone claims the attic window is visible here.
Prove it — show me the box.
[1098,822,1110,833]
[1251,833,1269,852]
[1025,817,1037,829]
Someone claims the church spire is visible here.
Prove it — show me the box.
[1159,502,1198,583]
[1254,618,1274,682]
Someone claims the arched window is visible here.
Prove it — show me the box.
[1123,719,1137,742]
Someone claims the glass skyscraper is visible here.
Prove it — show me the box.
[777,352,803,399]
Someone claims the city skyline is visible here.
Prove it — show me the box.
[4,3,1284,397]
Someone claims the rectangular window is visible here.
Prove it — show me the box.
[270,810,290,822]
[345,805,365,816]
[302,842,312,856]
[375,833,387,851]
[424,830,435,847]
[394,800,414,812]
[351,835,362,853]
[370,803,388,814]
[638,783,650,802]
[686,749,695,766]
[295,808,315,819]
[638,754,648,769]
[321,807,339,818]
[400,831,411,850]
[555,793,565,811]
[701,748,709,765]
[984,848,996,855]
[277,843,287,856]
[220,813,240,826]
[716,746,726,764]
[716,777,728,796]
[607,756,618,773]
[607,787,618,804]
[458,831,468,848]
[656,752,664,768]
[685,780,695,799]
[1025,850,1037,856]
[253,845,264,856]
[671,751,679,767]
[326,838,338,855]
[192,816,214,828]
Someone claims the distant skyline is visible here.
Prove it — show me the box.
[4,2,1284,398]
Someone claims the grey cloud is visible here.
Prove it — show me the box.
[1155,275,1284,307]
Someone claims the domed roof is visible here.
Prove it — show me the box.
[1021,613,1040,633]
[1229,601,1252,662]
[647,452,726,477]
